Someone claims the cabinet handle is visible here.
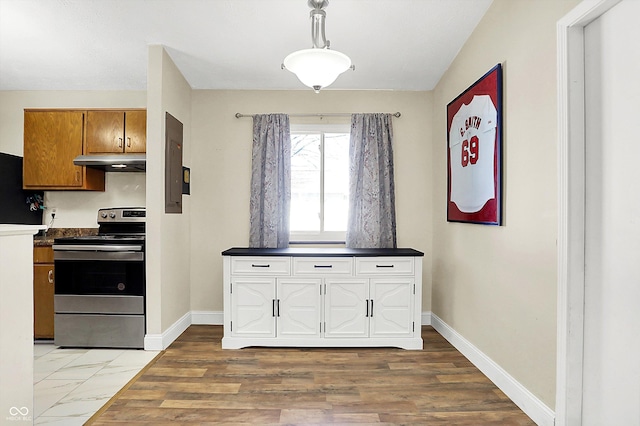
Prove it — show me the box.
[314,265,333,268]
[252,264,270,268]
[118,137,123,148]
[370,300,374,317]
[48,269,54,284]
[272,299,276,317]
[376,264,394,268]
[366,299,369,317]
[127,137,131,147]
[277,299,280,317]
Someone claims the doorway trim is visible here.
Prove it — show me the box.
[556,1,621,424]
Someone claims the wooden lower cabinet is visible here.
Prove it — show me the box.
[33,246,55,339]
[222,249,424,350]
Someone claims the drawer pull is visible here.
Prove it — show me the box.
[314,265,333,268]
[251,264,270,268]
[376,264,395,268]
[48,269,54,284]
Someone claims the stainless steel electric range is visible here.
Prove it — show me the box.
[53,207,145,349]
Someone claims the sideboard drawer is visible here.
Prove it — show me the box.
[293,257,353,275]
[355,257,414,275]
[231,257,291,276]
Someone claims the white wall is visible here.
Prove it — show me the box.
[583,1,640,423]
[189,90,432,314]
[0,226,43,422]
[431,0,581,409]
[0,91,146,227]
[146,46,192,337]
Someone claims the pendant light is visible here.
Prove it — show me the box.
[282,0,354,93]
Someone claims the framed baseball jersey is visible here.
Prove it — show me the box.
[446,64,502,225]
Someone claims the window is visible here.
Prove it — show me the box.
[290,124,350,242]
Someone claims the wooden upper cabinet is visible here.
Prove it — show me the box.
[85,110,146,154]
[23,110,105,190]
[124,110,147,153]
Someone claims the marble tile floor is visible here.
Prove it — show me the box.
[33,342,159,425]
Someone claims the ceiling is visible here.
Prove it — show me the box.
[0,0,492,92]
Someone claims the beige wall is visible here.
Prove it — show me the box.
[189,90,433,313]
[431,0,581,408]
[146,46,192,335]
[0,91,146,228]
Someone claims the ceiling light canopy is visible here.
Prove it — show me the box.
[283,0,354,93]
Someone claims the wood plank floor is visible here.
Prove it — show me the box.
[88,325,535,425]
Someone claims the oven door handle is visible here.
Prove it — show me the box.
[53,244,143,252]
[53,249,144,262]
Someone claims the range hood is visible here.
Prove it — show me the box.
[73,154,146,172]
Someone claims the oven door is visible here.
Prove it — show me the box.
[53,243,146,348]
[53,244,145,296]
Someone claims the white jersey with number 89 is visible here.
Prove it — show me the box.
[448,95,497,213]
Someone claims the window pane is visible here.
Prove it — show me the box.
[324,133,349,231]
[290,134,320,232]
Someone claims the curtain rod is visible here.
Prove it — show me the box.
[235,112,401,119]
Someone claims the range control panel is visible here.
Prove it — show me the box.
[97,207,146,223]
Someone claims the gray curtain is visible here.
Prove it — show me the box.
[346,113,397,248]
[249,114,291,248]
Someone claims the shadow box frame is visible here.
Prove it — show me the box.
[446,63,503,225]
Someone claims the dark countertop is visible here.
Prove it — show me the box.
[222,247,424,257]
[33,228,98,247]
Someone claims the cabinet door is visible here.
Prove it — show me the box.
[370,278,414,338]
[85,110,125,154]
[230,277,275,337]
[23,111,85,188]
[33,263,55,339]
[324,279,369,338]
[124,110,146,153]
[277,278,321,338]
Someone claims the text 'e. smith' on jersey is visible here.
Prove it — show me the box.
[448,94,497,213]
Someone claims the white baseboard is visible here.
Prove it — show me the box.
[191,311,223,325]
[143,311,191,351]
[430,313,554,426]
[421,311,432,325]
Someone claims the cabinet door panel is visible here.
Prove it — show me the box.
[23,111,84,187]
[370,278,413,337]
[85,111,125,154]
[324,279,369,338]
[34,264,55,339]
[124,110,146,153]
[230,278,275,337]
[277,278,321,338]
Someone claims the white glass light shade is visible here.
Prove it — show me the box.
[283,48,351,92]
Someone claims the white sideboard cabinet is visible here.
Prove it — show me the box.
[222,248,424,350]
